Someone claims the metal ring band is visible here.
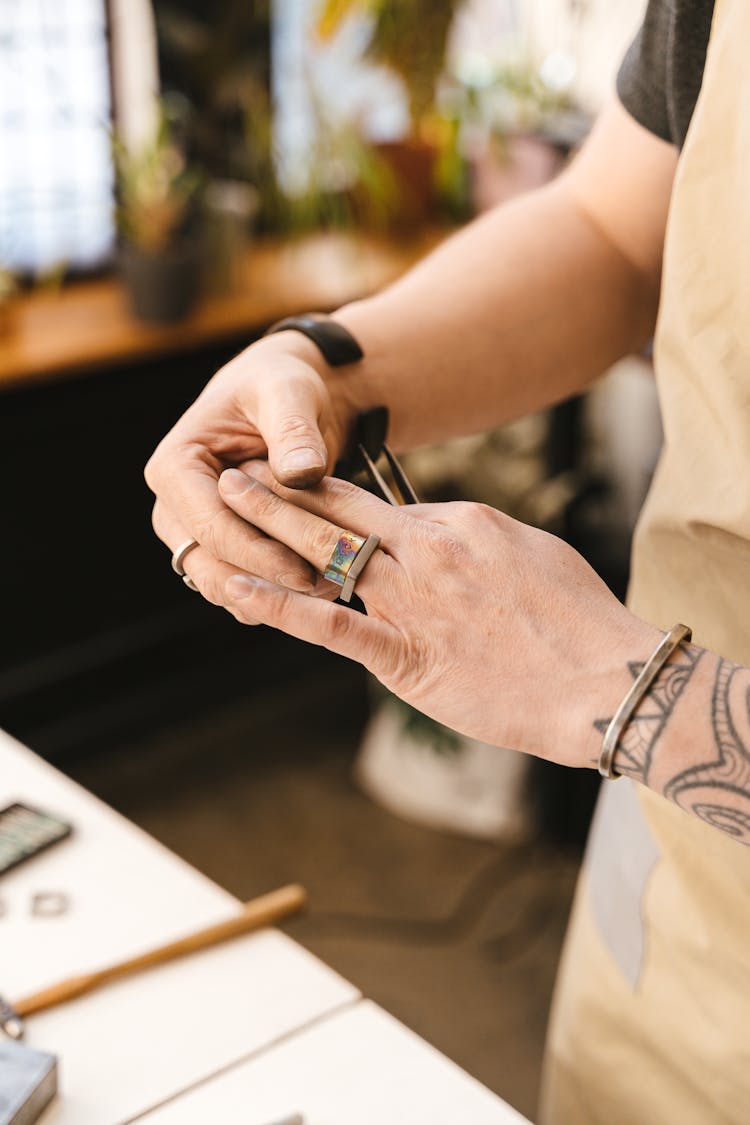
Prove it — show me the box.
[183,575,200,592]
[598,623,693,780]
[323,531,380,604]
[172,538,199,577]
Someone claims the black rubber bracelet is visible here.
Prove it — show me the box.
[264,314,364,367]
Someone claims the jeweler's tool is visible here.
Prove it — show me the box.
[341,407,420,507]
[0,883,307,1040]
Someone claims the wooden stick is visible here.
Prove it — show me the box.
[14,883,307,1018]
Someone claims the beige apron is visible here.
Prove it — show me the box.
[539,0,750,1121]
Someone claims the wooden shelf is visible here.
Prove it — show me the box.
[0,231,443,392]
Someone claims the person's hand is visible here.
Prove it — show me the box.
[145,331,363,601]
[201,462,661,769]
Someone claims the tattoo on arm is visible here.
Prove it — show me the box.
[595,644,750,845]
[593,642,703,786]
[664,658,750,841]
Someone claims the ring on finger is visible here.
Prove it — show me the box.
[172,538,201,594]
[323,530,380,604]
[172,538,199,576]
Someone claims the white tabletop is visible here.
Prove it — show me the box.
[0,729,532,1125]
[139,1000,532,1125]
[0,731,358,1125]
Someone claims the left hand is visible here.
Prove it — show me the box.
[162,462,661,770]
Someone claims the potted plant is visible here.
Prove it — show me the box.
[316,0,469,226]
[355,693,534,842]
[114,103,202,324]
[446,56,586,213]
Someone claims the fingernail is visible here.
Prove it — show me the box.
[221,468,252,494]
[226,574,260,599]
[280,448,325,473]
[279,572,315,593]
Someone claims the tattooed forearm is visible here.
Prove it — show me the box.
[593,642,703,786]
[594,645,750,846]
[664,658,750,840]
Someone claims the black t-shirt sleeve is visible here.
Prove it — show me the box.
[617,0,674,143]
[616,0,714,149]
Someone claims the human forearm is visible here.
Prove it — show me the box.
[324,100,677,452]
[333,177,659,450]
[593,642,750,845]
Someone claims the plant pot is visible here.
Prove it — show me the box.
[355,701,534,843]
[374,139,440,228]
[119,241,201,325]
[470,133,565,214]
[203,180,259,295]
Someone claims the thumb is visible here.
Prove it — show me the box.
[258,376,329,488]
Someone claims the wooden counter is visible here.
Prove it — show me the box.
[0,231,442,391]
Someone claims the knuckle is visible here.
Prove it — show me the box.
[319,605,356,649]
[268,586,298,629]
[255,537,295,576]
[195,570,224,607]
[306,522,338,565]
[232,601,261,626]
[277,412,319,443]
[251,485,285,520]
[318,476,358,504]
[143,448,163,493]
[426,527,469,568]
[144,437,181,496]
[196,518,219,558]
[456,500,495,525]
[197,506,234,557]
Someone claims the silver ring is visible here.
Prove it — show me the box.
[341,534,380,602]
[183,575,199,593]
[172,538,199,576]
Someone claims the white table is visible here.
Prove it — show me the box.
[0,730,531,1125]
[140,1001,531,1125]
[0,731,358,1125]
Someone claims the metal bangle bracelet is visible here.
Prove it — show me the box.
[598,623,693,780]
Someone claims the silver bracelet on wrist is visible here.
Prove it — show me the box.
[598,623,693,780]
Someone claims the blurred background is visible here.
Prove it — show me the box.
[0,1,658,1118]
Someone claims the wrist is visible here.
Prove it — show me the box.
[566,613,664,771]
[636,645,714,795]
[331,299,397,424]
[254,329,332,381]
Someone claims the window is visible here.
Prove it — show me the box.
[0,0,114,274]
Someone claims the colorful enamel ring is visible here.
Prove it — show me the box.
[323,530,381,603]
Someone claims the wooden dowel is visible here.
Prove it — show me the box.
[15,883,307,1018]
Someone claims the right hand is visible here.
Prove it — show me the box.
[145,330,360,606]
